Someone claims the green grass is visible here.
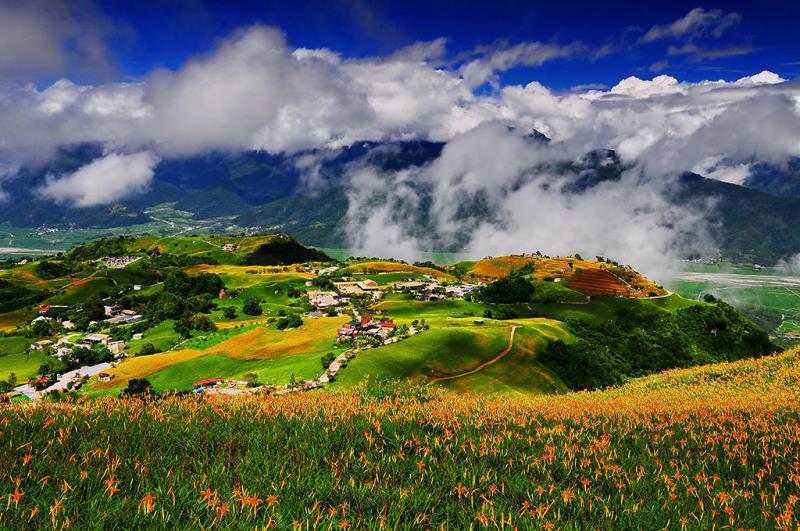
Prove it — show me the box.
[437,325,570,396]
[45,277,116,305]
[350,271,428,286]
[0,337,49,382]
[332,323,515,386]
[0,336,33,357]
[132,345,341,393]
[126,320,182,354]
[376,298,487,319]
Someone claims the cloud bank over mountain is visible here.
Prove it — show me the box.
[0,21,799,272]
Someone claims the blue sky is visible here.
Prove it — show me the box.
[97,0,800,89]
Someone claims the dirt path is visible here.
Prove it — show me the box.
[430,326,518,383]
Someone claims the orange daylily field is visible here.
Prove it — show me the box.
[1,348,798,529]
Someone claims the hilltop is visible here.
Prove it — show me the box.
[0,235,776,401]
[0,347,797,528]
[456,254,668,298]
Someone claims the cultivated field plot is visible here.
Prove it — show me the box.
[89,316,347,394]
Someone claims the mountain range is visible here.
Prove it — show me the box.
[2,138,799,264]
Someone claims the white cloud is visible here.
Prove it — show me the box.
[344,122,707,280]
[691,157,751,185]
[608,75,685,97]
[458,41,578,88]
[0,23,799,271]
[38,151,159,207]
[735,70,786,85]
[776,254,800,273]
[639,7,741,43]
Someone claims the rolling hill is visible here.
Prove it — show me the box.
[0,237,776,399]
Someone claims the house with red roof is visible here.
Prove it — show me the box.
[193,378,222,388]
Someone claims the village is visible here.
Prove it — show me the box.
[189,271,479,396]
[6,261,480,400]
[12,300,146,399]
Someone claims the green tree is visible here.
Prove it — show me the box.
[121,378,154,397]
[139,343,159,356]
[223,306,237,319]
[174,320,192,340]
[243,298,263,316]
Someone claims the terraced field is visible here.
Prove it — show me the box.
[565,267,629,296]
[462,255,667,298]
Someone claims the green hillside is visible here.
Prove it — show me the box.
[0,236,777,399]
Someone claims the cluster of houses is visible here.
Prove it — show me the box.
[307,291,345,309]
[104,304,143,324]
[337,315,397,341]
[100,255,141,268]
[333,279,381,297]
[30,332,126,359]
[308,274,479,309]
[307,278,382,309]
[392,278,478,301]
[191,377,267,395]
[222,243,237,251]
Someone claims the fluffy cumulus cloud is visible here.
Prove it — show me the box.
[344,122,706,278]
[38,151,159,207]
[0,22,799,273]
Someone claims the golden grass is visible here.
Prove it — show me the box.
[207,317,347,360]
[0,309,34,332]
[186,264,313,278]
[91,349,208,391]
[93,317,347,390]
[342,261,456,281]
[467,256,536,280]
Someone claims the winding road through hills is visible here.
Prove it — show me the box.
[430,326,519,383]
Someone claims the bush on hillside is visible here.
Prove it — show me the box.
[35,260,77,280]
[243,298,263,316]
[120,378,155,397]
[276,313,302,330]
[0,280,50,313]
[243,237,331,266]
[475,274,535,304]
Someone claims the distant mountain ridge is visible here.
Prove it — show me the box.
[1,138,799,264]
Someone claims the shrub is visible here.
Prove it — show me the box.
[120,378,155,397]
[243,298,263,316]
[139,343,159,356]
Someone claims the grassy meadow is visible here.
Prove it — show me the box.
[0,347,797,529]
